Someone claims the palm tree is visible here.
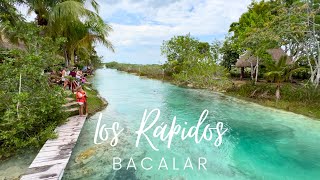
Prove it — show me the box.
[0,0,23,45]
[22,0,114,66]
[0,0,23,25]
[48,1,114,66]
[1,0,114,66]
[264,56,305,102]
[24,0,99,26]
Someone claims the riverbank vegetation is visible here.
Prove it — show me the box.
[105,0,320,119]
[0,0,113,158]
[105,62,168,80]
[84,83,108,116]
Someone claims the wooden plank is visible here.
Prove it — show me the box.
[64,108,78,112]
[43,139,77,145]
[62,101,78,107]
[29,159,69,168]
[20,115,87,180]
[65,97,74,102]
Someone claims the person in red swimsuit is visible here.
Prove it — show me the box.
[76,86,87,116]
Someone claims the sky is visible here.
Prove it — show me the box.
[17,0,253,64]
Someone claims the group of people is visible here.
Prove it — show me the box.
[60,67,89,116]
[61,67,87,91]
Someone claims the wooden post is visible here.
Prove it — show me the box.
[255,57,259,84]
[17,73,21,119]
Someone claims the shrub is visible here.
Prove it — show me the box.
[105,61,119,69]
[173,62,233,90]
[0,23,67,158]
[0,49,67,158]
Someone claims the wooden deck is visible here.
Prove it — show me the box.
[20,115,87,180]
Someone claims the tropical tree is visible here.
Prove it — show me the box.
[23,0,99,26]
[0,0,23,25]
[0,22,66,157]
[0,0,24,45]
[229,0,280,49]
[20,0,114,66]
[228,1,282,84]
[220,37,239,71]
[161,34,212,74]
[210,40,222,63]
[264,56,305,101]
[263,0,320,87]
[48,1,113,65]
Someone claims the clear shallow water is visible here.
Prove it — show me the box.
[63,69,320,180]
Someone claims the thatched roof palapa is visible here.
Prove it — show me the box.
[235,48,293,68]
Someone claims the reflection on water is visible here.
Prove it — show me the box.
[63,69,320,180]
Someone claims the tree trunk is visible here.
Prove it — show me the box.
[250,62,254,80]
[276,84,281,103]
[69,48,75,66]
[240,67,244,80]
[315,41,320,87]
[255,58,259,85]
[64,48,69,67]
[316,66,320,87]
[311,8,320,87]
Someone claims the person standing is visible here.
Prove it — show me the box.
[61,67,69,90]
[76,69,82,82]
[76,86,87,116]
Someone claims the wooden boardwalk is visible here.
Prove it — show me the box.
[20,115,87,180]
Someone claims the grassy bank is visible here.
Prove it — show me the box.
[65,77,108,117]
[104,62,320,119]
[84,84,108,116]
[227,83,320,119]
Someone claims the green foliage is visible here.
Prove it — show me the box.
[228,82,320,102]
[210,40,222,62]
[105,61,120,69]
[161,34,213,74]
[0,23,67,158]
[81,84,106,115]
[229,0,280,45]
[105,62,165,79]
[173,62,232,90]
[77,48,103,69]
[220,37,239,71]
[0,0,113,158]
[264,56,291,83]
[161,34,230,90]
[228,0,283,70]
[0,50,66,158]
[47,0,114,66]
[18,0,114,66]
[227,82,320,118]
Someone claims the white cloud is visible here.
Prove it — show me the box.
[18,0,253,64]
[15,4,36,22]
[95,0,252,64]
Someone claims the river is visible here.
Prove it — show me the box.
[60,69,320,180]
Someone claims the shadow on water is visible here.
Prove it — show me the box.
[108,163,138,180]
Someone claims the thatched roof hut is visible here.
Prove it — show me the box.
[235,48,292,68]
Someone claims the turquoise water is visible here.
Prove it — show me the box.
[63,69,320,180]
